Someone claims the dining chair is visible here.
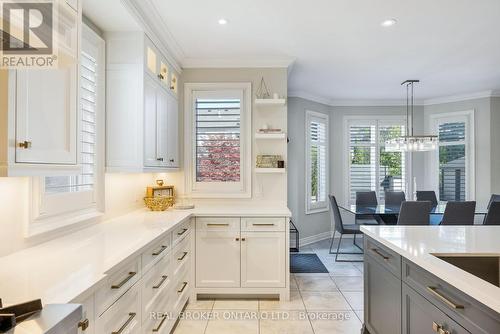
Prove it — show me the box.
[328,195,363,262]
[385,191,406,207]
[416,191,438,207]
[483,201,500,225]
[440,201,476,225]
[355,191,383,225]
[397,201,431,225]
[487,194,500,209]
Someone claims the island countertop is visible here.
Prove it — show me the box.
[361,225,500,314]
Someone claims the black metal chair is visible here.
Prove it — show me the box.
[487,194,500,209]
[440,201,476,225]
[416,191,438,207]
[356,191,383,225]
[397,201,431,225]
[483,201,500,225]
[328,195,363,262]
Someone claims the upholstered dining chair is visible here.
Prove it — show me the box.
[397,201,431,225]
[483,201,500,225]
[355,191,383,225]
[440,201,476,225]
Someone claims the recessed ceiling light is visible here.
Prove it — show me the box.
[381,18,397,27]
[218,18,228,25]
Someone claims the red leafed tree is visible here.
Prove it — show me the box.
[197,134,240,182]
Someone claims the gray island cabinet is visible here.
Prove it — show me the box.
[363,236,500,334]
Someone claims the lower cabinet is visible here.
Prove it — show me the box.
[402,283,470,334]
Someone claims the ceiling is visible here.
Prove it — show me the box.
[84,0,500,102]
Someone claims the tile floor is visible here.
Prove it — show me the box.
[173,239,364,334]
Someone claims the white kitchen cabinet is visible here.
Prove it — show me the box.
[105,32,180,172]
[196,230,241,288]
[74,295,94,334]
[0,1,81,176]
[241,231,286,288]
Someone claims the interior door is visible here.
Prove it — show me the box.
[240,231,286,288]
[195,230,240,288]
[15,66,77,164]
[166,93,179,168]
[143,76,159,167]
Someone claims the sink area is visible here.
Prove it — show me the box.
[433,254,500,287]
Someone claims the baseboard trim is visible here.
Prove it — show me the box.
[299,231,358,247]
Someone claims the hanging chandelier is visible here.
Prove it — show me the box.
[385,80,438,152]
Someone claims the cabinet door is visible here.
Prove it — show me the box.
[195,230,240,288]
[15,66,77,164]
[156,88,169,167]
[241,231,286,288]
[402,284,470,334]
[364,253,402,334]
[166,93,179,167]
[143,76,160,167]
[144,37,159,80]
[76,296,94,334]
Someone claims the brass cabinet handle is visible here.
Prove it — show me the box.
[157,73,164,80]
[206,223,229,227]
[152,275,168,289]
[236,238,240,241]
[370,248,390,261]
[177,251,188,261]
[156,157,164,161]
[152,245,168,256]
[111,272,137,289]
[427,286,464,309]
[18,141,32,149]
[432,322,451,334]
[169,159,175,163]
[111,312,136,334]
[78,319,89,331]
[241,238,246,241]
[177,228,188,236]
[152,315,167,332]
[252,223,275,226]
[177,281,188,293]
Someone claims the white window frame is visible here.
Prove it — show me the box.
[184,82,252,198]
[305,110,329,214]
[429,110,475,201]
[27,25,106,237]
[343,115,410,205]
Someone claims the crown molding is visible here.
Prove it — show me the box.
[182,57,295,69]
[120,0,184,73]
[288,90,423,107]
[423,90,500,105]
[288,90,332,106]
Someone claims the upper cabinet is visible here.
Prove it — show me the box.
[0,0,81,176]
[105,32,179,172]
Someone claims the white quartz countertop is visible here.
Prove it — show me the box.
[361,225,500,313]
[0,203,290,306]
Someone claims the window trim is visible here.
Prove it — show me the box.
[27,25,106,238]
[429,110,475,201]
[305,110,329,214]
[184,82,252,198]
[343,115,410,205]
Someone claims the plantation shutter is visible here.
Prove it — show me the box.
[438,121,466,201]
[348,124,377,202]
[309,117,327,205]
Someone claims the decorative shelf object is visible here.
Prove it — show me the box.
[255,98,286,107]
[255,133,286,139]
[255,168,286,174]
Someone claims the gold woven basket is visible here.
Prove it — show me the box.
[144,196,174,211]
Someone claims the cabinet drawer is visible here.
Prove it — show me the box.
[365,237,401,278]
[142,254,172,320]
[172,272,190,317]
[142,233,171,273]
[96,283,141,334]
[172,219,191,245]
[95,258,141,316]
[196,217,240,231]
[172,233,191,278]
[241,217,286,232]
[403,259,500,334]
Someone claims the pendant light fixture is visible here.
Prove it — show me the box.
[385,80,438,152]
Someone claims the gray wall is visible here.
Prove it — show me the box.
[491,97,500,195]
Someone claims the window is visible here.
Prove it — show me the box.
[184,83,251,198]
[346,118,407,204]
[431,111,475,201]
[29,25,105,236]
[306,111,329,213]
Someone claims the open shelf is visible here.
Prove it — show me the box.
[255,168,286,174]
[255,132,286,140]
[255,98,286,107]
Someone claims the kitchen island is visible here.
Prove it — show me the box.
[361,225,500,334]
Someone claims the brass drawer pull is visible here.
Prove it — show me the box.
[152,245,168,256]
[432,321,451,334]
[177,228,188,235]
[370,248,390,261]
[18,140,32,149]
[111,312,136,334]
[206,223,229,227]
[177,251,188,261]
[241,237,246,241]
[153,315,167,332]
[152,275,168,289]
[177,281,188,293]
[111,272,137,289]
[252,223,275,226]
[78,319,89,331]
[236,237,240,241]
[427,286,464,309]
